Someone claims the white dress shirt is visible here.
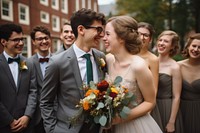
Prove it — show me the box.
[3,51,19,87]
[37,53,51,77]
[73,44,98,84]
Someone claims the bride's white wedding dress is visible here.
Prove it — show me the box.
[106,74,162,133]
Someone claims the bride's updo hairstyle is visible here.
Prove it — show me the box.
[107,16,142,54]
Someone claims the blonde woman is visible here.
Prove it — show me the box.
[156,30,183,133]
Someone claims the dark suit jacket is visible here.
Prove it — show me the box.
[0,54,37,132]
[40,46,106,133]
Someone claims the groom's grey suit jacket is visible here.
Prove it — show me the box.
[0,54,37,131]
[40,46,106,133]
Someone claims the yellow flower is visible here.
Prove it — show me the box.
[20,61,28,70]
[99,58,106,68]
[111,87,118,94]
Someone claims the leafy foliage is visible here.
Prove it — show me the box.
[115,0,199,51]
[72,76,136,127]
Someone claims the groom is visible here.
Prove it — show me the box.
[40,8,106,133]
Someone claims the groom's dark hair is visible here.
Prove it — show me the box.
[70,8,106,38]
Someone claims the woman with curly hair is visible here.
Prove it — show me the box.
[178,33,200,133]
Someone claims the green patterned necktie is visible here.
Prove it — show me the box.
[83,53,93,84]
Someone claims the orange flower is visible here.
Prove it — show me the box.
[93,89,100,95]
[83,101,90,110]
[85,89,93,96]
[85,89,100,97]
[122,86,128,93]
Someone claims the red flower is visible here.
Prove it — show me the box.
[109,92,118,98]
[97,80,109,92]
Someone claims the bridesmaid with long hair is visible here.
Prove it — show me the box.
[178,33,200,133]
[156,30,184,133]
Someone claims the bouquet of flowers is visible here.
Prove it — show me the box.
[73,76,136,127]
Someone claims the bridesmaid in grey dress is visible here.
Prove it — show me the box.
[156,30,184,133]
[137,22,163,131]
[178,33,200,133]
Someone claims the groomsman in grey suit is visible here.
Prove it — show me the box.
[28,25,52,133]
[40,8,106,133]
[55,22,75,54]
[0,23,37,132]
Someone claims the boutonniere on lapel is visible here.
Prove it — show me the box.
[20,61,28,70]
[98,58,106,72]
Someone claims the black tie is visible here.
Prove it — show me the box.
[83,54,93,84]
[8,57,20,64]
[39,58,49,63]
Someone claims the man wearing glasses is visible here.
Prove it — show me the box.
[40,8,106,133]
[28,25,52,133]
[0,23,37,133]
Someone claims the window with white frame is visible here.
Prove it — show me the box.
[52,15,60,32]
[1,0,13,21]
[40,0,48,6]
[88,0,91,9]
[21,36,31,57]
[61,0,68,14]
[52,39,61,53]
[93,1,97,12]
[61,18,69,26]
[18,3,30,25]
[82,0,85,8]
[40,11,49,23]
[75,0,79,11]
[51,0,59,10]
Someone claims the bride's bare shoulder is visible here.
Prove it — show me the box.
[131,55,148,70]
[106,53,115,62]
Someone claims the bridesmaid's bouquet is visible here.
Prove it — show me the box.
[72,76,136,127]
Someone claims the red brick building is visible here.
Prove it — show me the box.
[0,0,99,57]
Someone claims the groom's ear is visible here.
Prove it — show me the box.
[77,25,85,36]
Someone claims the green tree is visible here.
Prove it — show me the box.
[188,0,200,32]
[115,0,199,50]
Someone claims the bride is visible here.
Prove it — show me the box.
[102,16,162,133]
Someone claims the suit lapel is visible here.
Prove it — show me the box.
[92,50,105,81]
[17,55,27,92]
[67,47,84,97]
[0,54,18,91]
[33,54,43,80]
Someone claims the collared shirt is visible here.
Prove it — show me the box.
[3,51,19,87]
[73,44,98,84]
[37,53,51,77]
